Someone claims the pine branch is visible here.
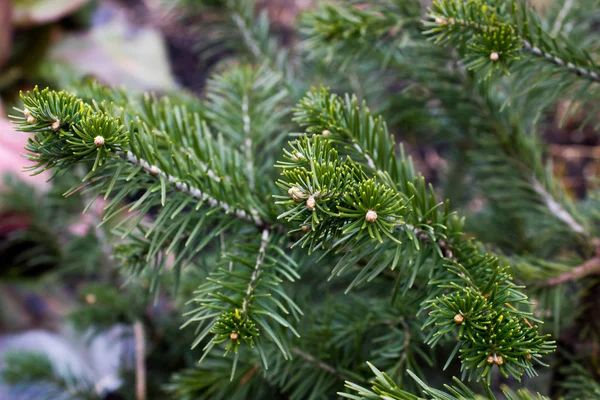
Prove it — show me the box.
[426,0,600,83]
[278,95,555,382]
[291,348,350,382]
[543,256,600,287]
[531,177,585,234]
[521,39,600,83]
[241,228,270,313]
[120,150,262,225]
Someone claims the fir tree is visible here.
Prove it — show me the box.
[3,0,600,398]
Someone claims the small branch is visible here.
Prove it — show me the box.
[292,348,350,381]
[242,94,255,189]
[242,228,270,314]
[531,177,586,234]
[544,257,600,287]
[134,321,146,400]
[119,150,263,226]
[522,39,600,83]
[438,17,600,83]
[550,0,575,37]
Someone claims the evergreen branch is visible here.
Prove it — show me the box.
[426,0,600,83]
[291,348,350,382]
[531,177,585,234]
[242,228,270,313]
[185,233,302,368]
[120,150,262,225]
[242,94,255,189]
[543,256,600,287]
[521,39,600,83]
[277,121,554,382]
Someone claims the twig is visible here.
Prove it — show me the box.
[119,150,263,225]
[292,348,350,381]
[134,321,146,400]
[550,0,575,37]
[242,94,255,189]
[242,228,270,314]
[543,257,600,287]
[522,39,600,83]
[531,177,586,234]
[441,17,600,83]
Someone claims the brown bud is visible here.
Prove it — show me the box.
[435,17,446,25]
[289,186,304,202]
[365,210,378,222]
[306,196,316,211]
[149,166,159,175]
[85,293,97,304]
[495,355,504,365]
[525,353,532,360]
[453,314,464,324]
[230,332,239,341]
[487,355,495,364]
[51,120,61,131]
[301,225,310,232]
[490,52,499,62]
[322,129,331,136]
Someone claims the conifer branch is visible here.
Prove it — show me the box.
[241,228,270,314]
[120,150,262,225]
[292,348,350,381]
[521,39,600,83]
[543,256,600,287]
[531,177,586,234]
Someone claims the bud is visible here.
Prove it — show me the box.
[490,52,499,62]
[288,186,304,202]
[292,151,305,162]
[322,129,331,136]
[85,293,97,304]
[230,332,239,341]
[24,108,36,124]
[435,17,446,25]
[487,355,495,364]
[365,210,378,222]
[94,136,105,146]
[301,225,310,232]
[149,166,159,175]
[495,355,504,365]
[525,353,532,360]
[306,196,316,211]
[51,119,61,131]
[453,314,464,324]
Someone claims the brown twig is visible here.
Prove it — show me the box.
[544,257,600,287]
[134,321,146,400]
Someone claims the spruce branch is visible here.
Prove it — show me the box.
[531,177,585,235]
[291,348,350,382]
[278,92,555,383]
[241,228,270,313]
[120,150,262,225]
[425,0,600,83]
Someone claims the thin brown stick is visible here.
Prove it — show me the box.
[134,321,146,400]
[544,257,600,287]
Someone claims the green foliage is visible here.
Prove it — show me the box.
[7,0,600,398]
[184,232,302,368]
[341,362,549,400]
